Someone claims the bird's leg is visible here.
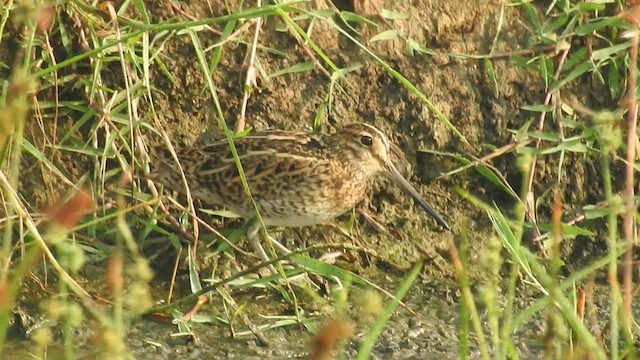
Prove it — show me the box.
[244,217,291,274]
[264,231,292,255]
[245,218,274,271]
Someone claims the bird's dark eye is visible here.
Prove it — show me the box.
[360,135,373,146]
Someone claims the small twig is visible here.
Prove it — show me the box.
[104,3,140,174]
[438,138,534,179]
[167,246,182,305]
[621,17,639,341]
[42,32,60,147]
[236,10,263,133]
[356,208,389,234]
[472,45,557,61]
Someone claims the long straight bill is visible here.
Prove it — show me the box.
[384,162,450,230]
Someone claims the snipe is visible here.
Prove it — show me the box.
[147,123,449,265]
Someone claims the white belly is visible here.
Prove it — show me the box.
[230,199,348,227]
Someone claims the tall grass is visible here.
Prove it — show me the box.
[443,1,639,358]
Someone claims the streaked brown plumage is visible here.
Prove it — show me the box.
[147,123,449,266]
[147,123,449,230]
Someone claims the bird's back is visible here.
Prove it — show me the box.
[146,129,368,226]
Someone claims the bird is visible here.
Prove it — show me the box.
[146,123,450,266]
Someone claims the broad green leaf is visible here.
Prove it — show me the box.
[369,29,399,43]
[559,47,587,73]
[292,8,334,20]
[577,2,606,11]
[56,142,115,157]
[592,42,631,63]
[380,9,409,20]
[188,245,203,293]
[23,140,75,188]
[540,140,590,154]
[483,58,499,97]
[528,131,561,141]
[340,11,379,26]
[551,61,593,92]
[406,38,435,56]
[191,314,228,325]
[521,104,553,112]
[576,17,618,35]
[537,224,595,236]
[267,61,315,78]
[475,165,518,199]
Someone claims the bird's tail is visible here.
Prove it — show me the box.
[143,143,185,192]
